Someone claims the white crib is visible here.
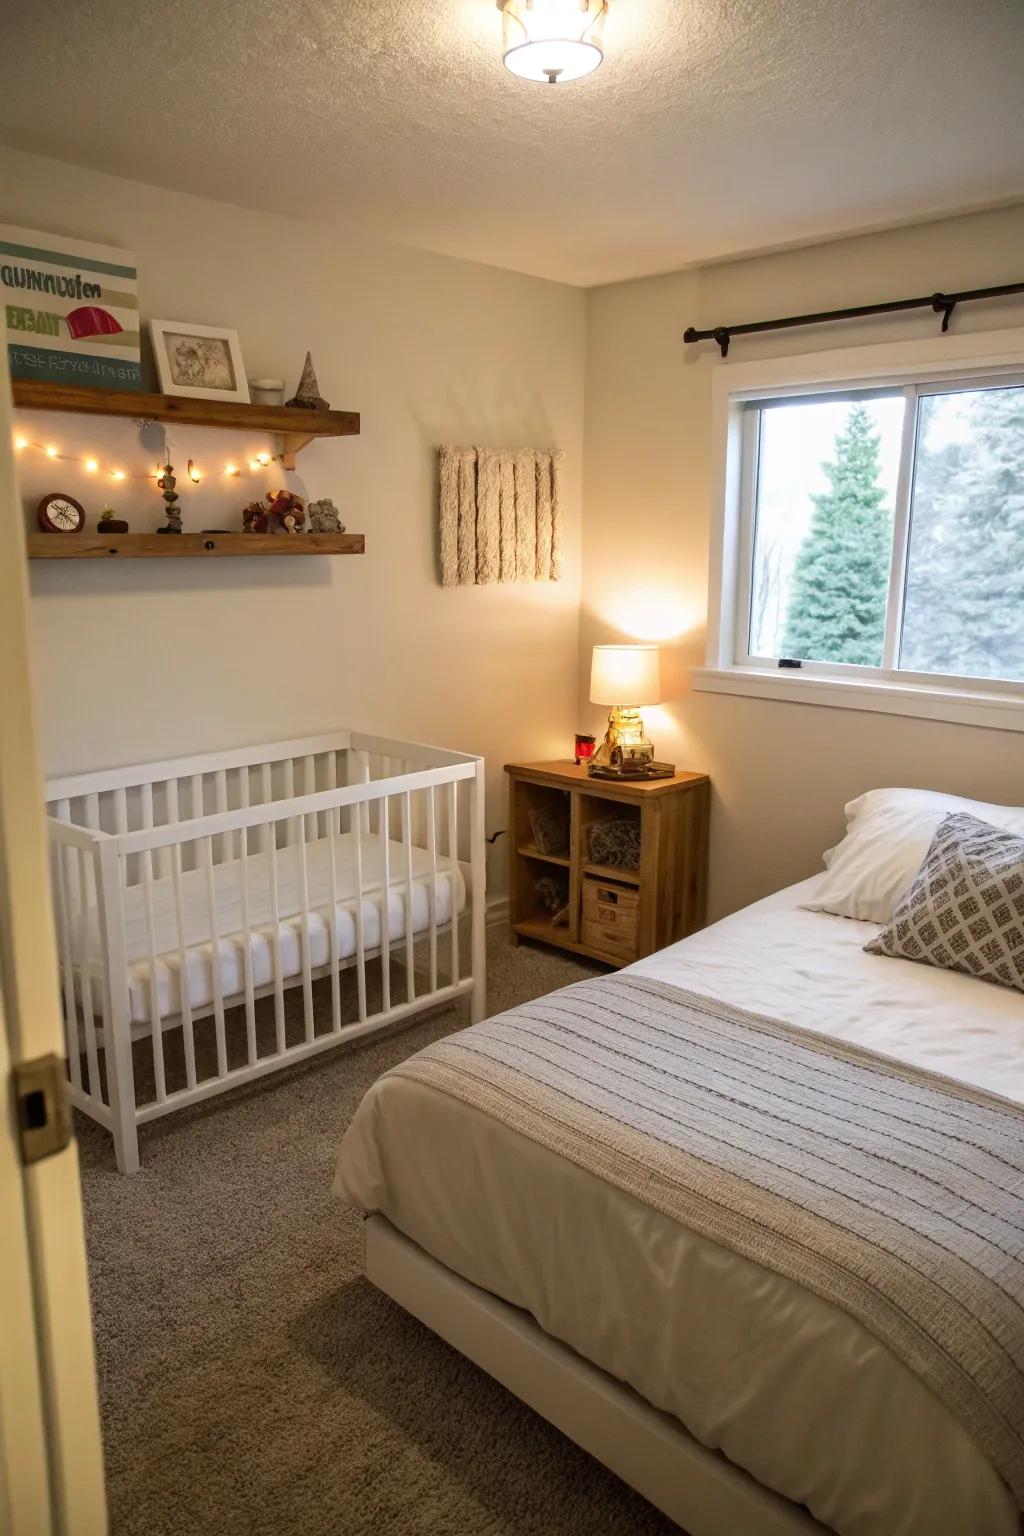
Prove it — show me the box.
[45,731,486,1174]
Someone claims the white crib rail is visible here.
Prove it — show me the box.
[47,736,486,1175]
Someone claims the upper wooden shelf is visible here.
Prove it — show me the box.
[11,380,360,468]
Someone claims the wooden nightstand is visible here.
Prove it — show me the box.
[505,761,710,967]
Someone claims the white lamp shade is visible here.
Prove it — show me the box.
[590,645,660,706]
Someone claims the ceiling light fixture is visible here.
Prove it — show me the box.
[499,0,609,85]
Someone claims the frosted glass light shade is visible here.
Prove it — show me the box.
[590,645,660,706]
[500,0,607,85]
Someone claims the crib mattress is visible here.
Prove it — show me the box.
[76,833,466,1025]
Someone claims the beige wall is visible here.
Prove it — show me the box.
[7,145,1024,927]
[1,147,587,901]
[582,205,1024,921]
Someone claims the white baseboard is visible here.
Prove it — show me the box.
[486,894,509,929]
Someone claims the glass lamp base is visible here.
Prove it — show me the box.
[591,707,654,771]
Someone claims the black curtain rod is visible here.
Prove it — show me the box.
[683,282,1024,358]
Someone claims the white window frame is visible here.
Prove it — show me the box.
[697,324,1024,734]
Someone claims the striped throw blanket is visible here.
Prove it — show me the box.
[394,973,1024,1506]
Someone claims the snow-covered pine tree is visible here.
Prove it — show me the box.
[782,405,892,666]
[900,386,1024,681]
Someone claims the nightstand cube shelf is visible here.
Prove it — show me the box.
[505,761,710,967]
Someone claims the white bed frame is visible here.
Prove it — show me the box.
[365,1217,832,1536]
[46,731,486,1174]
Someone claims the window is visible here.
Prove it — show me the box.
[736,372,1024,692]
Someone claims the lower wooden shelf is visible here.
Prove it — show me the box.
[512,918,616,966]
[26,532,365,560]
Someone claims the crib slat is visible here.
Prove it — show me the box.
[325,807,342,1034]
[151,782,173,880]
[402,791,416,1004]
[202,835,228,1079]
[113,787,128,835]
[52,844,82,1092]
[170,841,198,1091]
[380,760,391,840]
[139,782,164,1093]
[266,815,287,1055]
[76,848,102,1100]
[140,839,166,1104]
[448,780,460,986]
[296,812,314,1043]
[302,755,317,843]
[188,775,204,877]
[215,768,228,864]
[380,793,392,1014]
[355,750,371,835]
[260,763,272,854]
[352,808,368,1024]
[426,785,438,995]
[325,751,339,839]
[282,759,295,846]
[142,777,168,881]
[83,791,101,908]
[237,773,257,1066]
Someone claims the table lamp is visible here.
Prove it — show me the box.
[590,644,661,772]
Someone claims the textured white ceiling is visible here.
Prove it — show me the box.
[2,0,1023,285]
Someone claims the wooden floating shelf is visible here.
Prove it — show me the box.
[12,380,360,469]
[27,533,365,560]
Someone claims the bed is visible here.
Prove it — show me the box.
[336,869,1024,1536]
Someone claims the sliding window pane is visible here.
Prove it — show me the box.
[748,396,904,664]
[900,385,1024,682]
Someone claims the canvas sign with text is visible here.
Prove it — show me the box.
[0,223,141,390]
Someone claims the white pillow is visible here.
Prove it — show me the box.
[802,787,1024,924]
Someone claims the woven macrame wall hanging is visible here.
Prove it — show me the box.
[438,446,563,585]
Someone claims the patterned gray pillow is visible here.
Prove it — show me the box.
[865,812,1024,993]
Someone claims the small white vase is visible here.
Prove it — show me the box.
[249,378,285,406]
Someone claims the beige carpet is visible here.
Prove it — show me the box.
[77,929,682,1536]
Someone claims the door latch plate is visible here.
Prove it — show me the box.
[14,1053,72,1165]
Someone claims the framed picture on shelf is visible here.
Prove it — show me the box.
[149,319,249,403]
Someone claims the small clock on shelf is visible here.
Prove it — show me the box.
[37,492,86,533]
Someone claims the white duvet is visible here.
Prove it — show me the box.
[337,878,1024,1536]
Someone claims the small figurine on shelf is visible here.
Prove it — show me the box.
[241,490,307,533]
[286,351,330,411]
[98,505,129,534]
[306,498,345,533]
[242,499,269,533]
[265,490,306,532]
[156,462,182,534]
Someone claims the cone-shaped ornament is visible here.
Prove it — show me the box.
[286,351,330,411]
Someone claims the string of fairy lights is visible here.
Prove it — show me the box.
[12,431,286,485]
